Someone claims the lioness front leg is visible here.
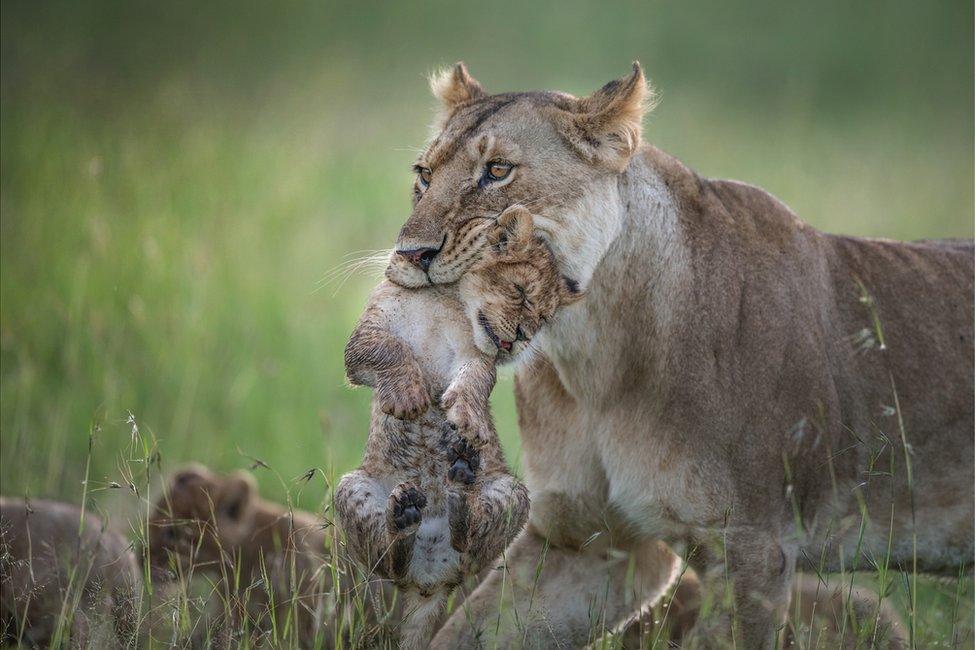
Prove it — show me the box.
[334,471,424,582]
[441,355,496,447]
[431,530,680,648]
[687,528,796,650]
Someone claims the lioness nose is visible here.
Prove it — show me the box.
[396,247,439,273]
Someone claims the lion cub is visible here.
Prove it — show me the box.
[146,465,342,647]
[0,497,141,648]
[337,207,580,647]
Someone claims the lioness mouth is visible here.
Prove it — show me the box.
[477,311,513,352]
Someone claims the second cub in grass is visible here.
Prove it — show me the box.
[146,465,392,648]
[337,206,580,648]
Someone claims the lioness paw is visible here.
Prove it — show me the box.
[388,483,427,532]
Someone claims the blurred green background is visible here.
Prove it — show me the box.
[0,0,972,641]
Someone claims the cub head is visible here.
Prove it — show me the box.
[386,62,653,288]
[459,206,582,362]
[145,464,257,580]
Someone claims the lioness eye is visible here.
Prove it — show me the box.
[486,161,513,182]
[416,167,432,187]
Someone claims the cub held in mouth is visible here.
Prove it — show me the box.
[337,206,580,648]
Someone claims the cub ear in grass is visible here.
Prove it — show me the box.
[0,496,142,648]
[216,470,255,522]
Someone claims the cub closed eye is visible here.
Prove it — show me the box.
[485,161,514,182]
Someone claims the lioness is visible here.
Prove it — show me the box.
[338,207,577,648]
[378,62,973,648]
[0,497,141,648]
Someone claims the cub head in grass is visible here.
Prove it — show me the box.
[145,464,257,579]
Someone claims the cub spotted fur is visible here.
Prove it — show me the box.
[377,63,972,648]
[337,207,578,648]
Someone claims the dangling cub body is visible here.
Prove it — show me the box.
[336,207,579,648]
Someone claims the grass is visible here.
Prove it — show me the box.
[1,0,973,646]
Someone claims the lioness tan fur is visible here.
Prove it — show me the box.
[377,63,973,648]
[0,497,141,648]
[338,208,578,648]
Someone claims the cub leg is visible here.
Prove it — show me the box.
[441,355,496,447]
[458,472,530,575]
[344,315,430,420]
[334,471,426,582]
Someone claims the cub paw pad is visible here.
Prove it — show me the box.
[447,438,481,485]
[391,485,427,530]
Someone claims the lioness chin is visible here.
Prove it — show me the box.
[377,62,972,649]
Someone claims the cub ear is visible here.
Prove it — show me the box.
[560,275,584,306]
[429,62,486,113]
[560,62,654,172]
[488,206,534,256]
[217,471,256,522]
[171,464,211,491]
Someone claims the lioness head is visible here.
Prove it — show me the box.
[386,62,652,289]
[146,464,257,579]
[459,206,582,361]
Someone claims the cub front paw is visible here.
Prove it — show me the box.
[447,437,481,485]
[388,483,427,531]
[442,393,491,447]
[378,378,430,420]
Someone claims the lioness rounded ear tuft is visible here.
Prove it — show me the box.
[561,62,656,171]
[429,62,486,112]
[218,471,256,522]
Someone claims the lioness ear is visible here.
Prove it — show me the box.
[489,206,534,256]
[430,62,485,112]
[561,63,653,172]
[218,471,256,522]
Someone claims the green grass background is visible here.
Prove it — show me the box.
[1,0,972,644]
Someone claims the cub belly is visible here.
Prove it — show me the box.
[408,511,462,592]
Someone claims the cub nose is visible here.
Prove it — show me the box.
[396,247,439,273]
